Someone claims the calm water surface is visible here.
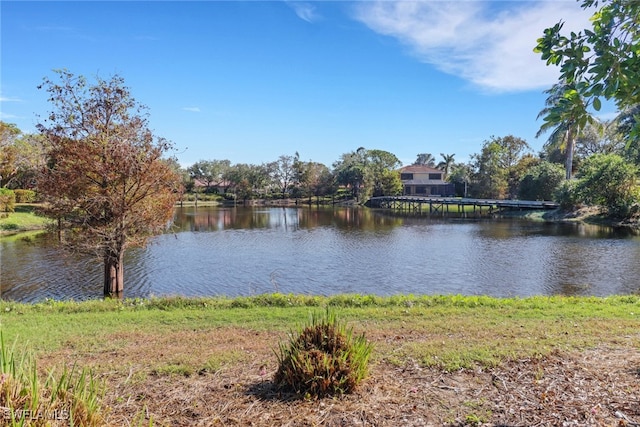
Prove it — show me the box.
[2,206,640,302]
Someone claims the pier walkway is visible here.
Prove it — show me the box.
[367,196,559,215]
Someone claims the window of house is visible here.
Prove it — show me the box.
[401,173,413,180]
[416,186,427,194]
[428,173,442,180]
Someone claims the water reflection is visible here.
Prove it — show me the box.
[1,206,639,302]
[172,206,404,233]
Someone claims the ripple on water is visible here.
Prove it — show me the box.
[2,207,640,301]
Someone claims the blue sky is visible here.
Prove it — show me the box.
[1,1,608,167]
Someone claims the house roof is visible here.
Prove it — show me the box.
[399,165,443,174]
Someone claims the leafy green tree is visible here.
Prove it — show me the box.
[8,133,50,190]
[574,153,638,216]
[518,161,565,201]
[333,148,367,200]
[166,157,192,194]
[224,163,271,201]
[471,135,531,199]
[509,154,539,198]
[366,149,402,197]
[448,163,473,197]
[378,169,403,196]
[37,70,182,297]
[554,179,581,210]
[294,158,334,199]
[333,148,401,200]
[0,188,16,214]
[0,122,21,187]
[224,163,251,200]
[188,159,231,193]
[471,142,507,199]
[268,154,296,198]
[535,0,640,147]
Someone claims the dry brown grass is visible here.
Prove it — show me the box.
[35,326,640,427]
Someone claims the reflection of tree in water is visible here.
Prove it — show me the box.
[323,208,403,232]
[172,206,404,233]
[172,207,271,232]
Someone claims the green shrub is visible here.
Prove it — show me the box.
[14,189,36,203]
[575,154,638,217]
[0,188,16,213]
[553,179,581,210]
[518,161,565,201]
[274,309,372,398]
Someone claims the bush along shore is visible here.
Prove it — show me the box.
[1,294,640,426]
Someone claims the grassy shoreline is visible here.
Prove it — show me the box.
[2,293,639,368]
[2,294,639,425]
[0,203,51,236]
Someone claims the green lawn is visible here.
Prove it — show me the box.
[2,294,639,426]
[0,204,51,235]
[2,294,639,371]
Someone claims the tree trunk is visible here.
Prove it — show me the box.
[565,128,575,180]
[104,250,124,298]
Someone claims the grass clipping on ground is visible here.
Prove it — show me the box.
[2,294,640,426]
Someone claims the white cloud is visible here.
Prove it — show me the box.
[182,107,201,113]
[0,112,19,120]
[0,96,23,102]
[287,1,320,23]
[353,1,595,93]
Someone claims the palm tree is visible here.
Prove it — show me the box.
[437,153,455,180]
[536,81,595,180]
[414,153,436,167]
[612,104,640,143]
[611,103,640,164]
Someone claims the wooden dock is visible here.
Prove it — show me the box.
[367,196,559,215]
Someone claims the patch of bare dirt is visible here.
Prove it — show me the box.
[76,338,640,427]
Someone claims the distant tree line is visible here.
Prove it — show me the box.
[2,118,639,217]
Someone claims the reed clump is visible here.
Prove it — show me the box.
[0,334,104,426]
[274,309,373,398]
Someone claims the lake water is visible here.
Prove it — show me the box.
[2,206,640,302]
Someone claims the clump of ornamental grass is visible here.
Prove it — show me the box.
[274,309,373,398]
[0,333,104,426]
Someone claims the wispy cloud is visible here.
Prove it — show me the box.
[0,112,19,120]
[0,96,23,103]
[182,107,201,113]
[287,1,320,23]
[353,1,594,93]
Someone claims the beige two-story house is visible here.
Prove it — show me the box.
[399,165,455,196]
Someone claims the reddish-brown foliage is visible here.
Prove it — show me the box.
[37,70,182,297]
